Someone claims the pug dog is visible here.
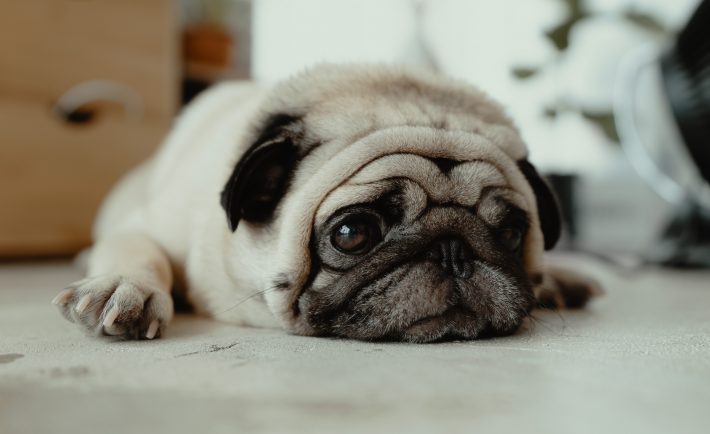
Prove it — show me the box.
[52,64,600,343]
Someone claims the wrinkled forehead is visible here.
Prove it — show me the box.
[303,96,523,155]
[261,65,527,159]
[315,153,530,227]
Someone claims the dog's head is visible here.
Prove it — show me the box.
[220,65,560,342]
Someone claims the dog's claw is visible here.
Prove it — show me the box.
[146,320,159,340]
[51,289,74,305]
[103,307,119,328]
[75,294,92,313]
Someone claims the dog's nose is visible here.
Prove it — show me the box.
[426,236,474,278]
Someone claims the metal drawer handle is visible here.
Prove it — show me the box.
[53,79,144,125]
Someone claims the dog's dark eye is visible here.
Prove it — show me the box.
[500,227,523,252]
[331,218,381,254]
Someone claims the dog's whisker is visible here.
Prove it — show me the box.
[526,310,568,335]
[218,287,279,315]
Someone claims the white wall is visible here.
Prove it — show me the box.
[252,0,418,83]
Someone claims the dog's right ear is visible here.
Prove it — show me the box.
[517,159,561,250]
[220,114,302,231]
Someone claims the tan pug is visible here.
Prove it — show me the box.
[52,64,601,342]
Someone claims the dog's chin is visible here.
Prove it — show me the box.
[399,307,484,343]
[325,306,525,343]
[383,306,524,343]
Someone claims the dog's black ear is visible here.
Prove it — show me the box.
[517,159,561,250]
[220,114,301,231]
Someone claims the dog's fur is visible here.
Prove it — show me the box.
[53,64,600,342]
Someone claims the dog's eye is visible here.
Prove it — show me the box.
[500,227,523,252]
[331,218,381,254]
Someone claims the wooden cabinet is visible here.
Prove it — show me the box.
[0,0,178,256]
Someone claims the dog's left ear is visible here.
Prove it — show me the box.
[517,159,561,250]
[220,114,302,231]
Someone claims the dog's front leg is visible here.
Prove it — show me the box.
[52,233,174,340]
[534,265,604,309]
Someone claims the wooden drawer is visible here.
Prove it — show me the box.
[0,0,177,257]
[0,0,178,123]
[0,98,168,256]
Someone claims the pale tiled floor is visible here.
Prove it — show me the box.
[1,256,709,434]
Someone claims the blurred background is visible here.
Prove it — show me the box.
[1,0,707,267]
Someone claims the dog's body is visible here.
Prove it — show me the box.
[53,64,599,342]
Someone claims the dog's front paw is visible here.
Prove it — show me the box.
[534,266,604,309]
[52,275,173,339]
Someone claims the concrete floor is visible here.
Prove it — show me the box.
[1,257,709,434]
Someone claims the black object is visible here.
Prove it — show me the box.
[654,0,710,268]
[661,0,710,185]
[61,108,96,125]
[182,77,212,105]
[648,204,710,268]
